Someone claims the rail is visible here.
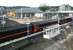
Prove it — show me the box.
[0,31,44,47]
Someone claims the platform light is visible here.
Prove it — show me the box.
[1,14,6,27]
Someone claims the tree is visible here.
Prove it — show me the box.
[39,4,49,12]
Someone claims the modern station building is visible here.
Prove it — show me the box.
[6,7,43,19]
[15,8,43,18]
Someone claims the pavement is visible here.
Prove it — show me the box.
[22,33,73,50]
[22,38,64,50]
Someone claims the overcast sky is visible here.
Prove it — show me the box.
[0,0,73,7]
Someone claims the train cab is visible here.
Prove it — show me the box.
[31,24,43,33]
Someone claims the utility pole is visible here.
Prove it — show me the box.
[21,8,23,19]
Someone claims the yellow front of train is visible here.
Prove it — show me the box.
[7,11,16,17]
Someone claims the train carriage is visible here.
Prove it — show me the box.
[0,24,32,43]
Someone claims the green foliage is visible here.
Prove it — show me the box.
[39,5,49,12]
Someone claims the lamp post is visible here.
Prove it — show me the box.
[57,13,60,24]
[1,15,6,27]
[26,22,30,35]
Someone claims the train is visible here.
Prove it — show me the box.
[0,17,72,44]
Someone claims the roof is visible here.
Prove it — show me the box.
[0,17,20,27]
[45,11,73,13]
[31,19,57,25]
[46,4,73,12]
[0,17,21,32]
[0,24,32,33]
[15,8,43,13]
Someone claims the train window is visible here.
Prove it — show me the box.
[52,28,58,33]
[51,29,54,33]
[46,30,51,34]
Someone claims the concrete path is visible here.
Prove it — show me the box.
[22,33,73,50]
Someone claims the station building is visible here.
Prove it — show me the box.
[44,4,73,20]
[43,4,73,39]
[6,7,43,19]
